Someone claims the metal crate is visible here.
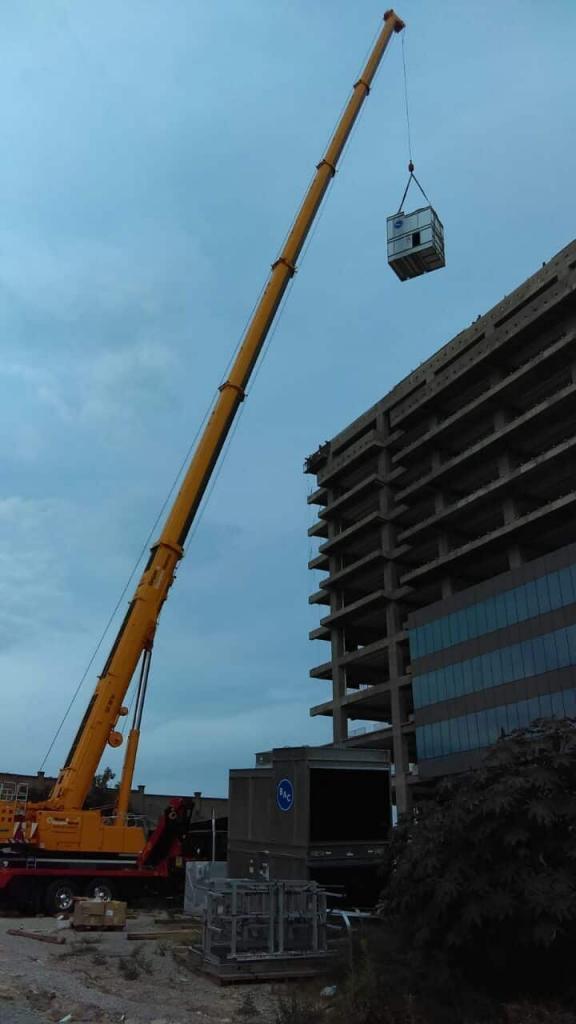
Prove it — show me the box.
[387,205,445,281]
[199,879,328,963]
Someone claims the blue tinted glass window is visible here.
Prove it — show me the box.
[436,720,447,756]
[476,709,491,748]
[540,693,553,717]
[564,689,576,717]
[485,647,500,688]
[457,610,468,644]
[444,663,455,701]
[515,700,529,729]
[567,625,576,662]
[452,663,464,700]
[459,657,472,695]
[434,614,448,647]
[475,599,488,636]
[485,598,498,634]
[466,712,479,750]
[434,669,445,704]
[504,589,518,627]
[416,727,427,760]
[439,719,449,754]
[413,679,423,709]
[505,701,520,731]
[525,581,540,620]
[466,603,479,641]
[543,631,559,672]
[421,727,429,759]
[460,716,472,752]
[508,641,523,681]
[469,655,483,691]
[450,717,462,752]
[570,565,576,603]
[493,593,508,629]
[499,644,515,685]
[550,690,566,717]
[555,628,570,669]
[515,583,529,622]
[458,718,467,753]
[410,630,419,660]
[420,673,432,706]
[547,570,563,610]
[415,562,576,663]
[526,695,541,723]
[532,636,548,677]
[521,638,536,678]
[558,567,575,606]
[416,626,425,656]
[482,707,498,747]
[535,575,552,615]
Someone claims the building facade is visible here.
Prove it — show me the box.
[305,239,576,813]
[410,543,576,778]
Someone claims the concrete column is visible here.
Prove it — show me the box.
[327,494,348,743]
[330,628,348,743]
[391,684,411,816]
[507,544,523,569]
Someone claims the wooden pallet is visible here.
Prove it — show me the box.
[186,946,332,985]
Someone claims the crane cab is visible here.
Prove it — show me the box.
[387,206,445,281]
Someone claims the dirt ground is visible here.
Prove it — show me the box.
[0,911,296,1024]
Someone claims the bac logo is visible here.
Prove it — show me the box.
[276,778,294,813]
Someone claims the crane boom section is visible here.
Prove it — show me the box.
[48,10,405,813]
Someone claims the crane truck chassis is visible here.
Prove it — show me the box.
[0,9,405,911]
[0,798,196,914]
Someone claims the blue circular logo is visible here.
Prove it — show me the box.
[394,218,403,229]
[276,778,294,812]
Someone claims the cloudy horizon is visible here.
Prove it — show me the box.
[0,0,574,797]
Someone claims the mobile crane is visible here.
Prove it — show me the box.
[0,9,405,912]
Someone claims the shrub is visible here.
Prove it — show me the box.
[379,719,576,998]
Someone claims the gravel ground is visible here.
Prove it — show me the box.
[0,1007,46,1024]
[0,912,286,1024]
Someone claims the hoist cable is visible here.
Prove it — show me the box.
[396,31,435,215]
[396,169,432,213]
[401,33,413,165]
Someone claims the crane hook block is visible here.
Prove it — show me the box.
[108,730,123,748]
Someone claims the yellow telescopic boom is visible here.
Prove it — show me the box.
[48,9,405,814]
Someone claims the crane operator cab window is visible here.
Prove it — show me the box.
[387,206,445,281]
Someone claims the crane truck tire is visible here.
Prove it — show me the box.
[84,878,116,901]
[45,879,78,915]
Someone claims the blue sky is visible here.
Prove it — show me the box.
[0,0,574,798]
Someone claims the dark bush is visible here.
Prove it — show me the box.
[379,719,576,999]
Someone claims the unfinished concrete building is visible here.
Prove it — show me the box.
[305,239,576,814]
